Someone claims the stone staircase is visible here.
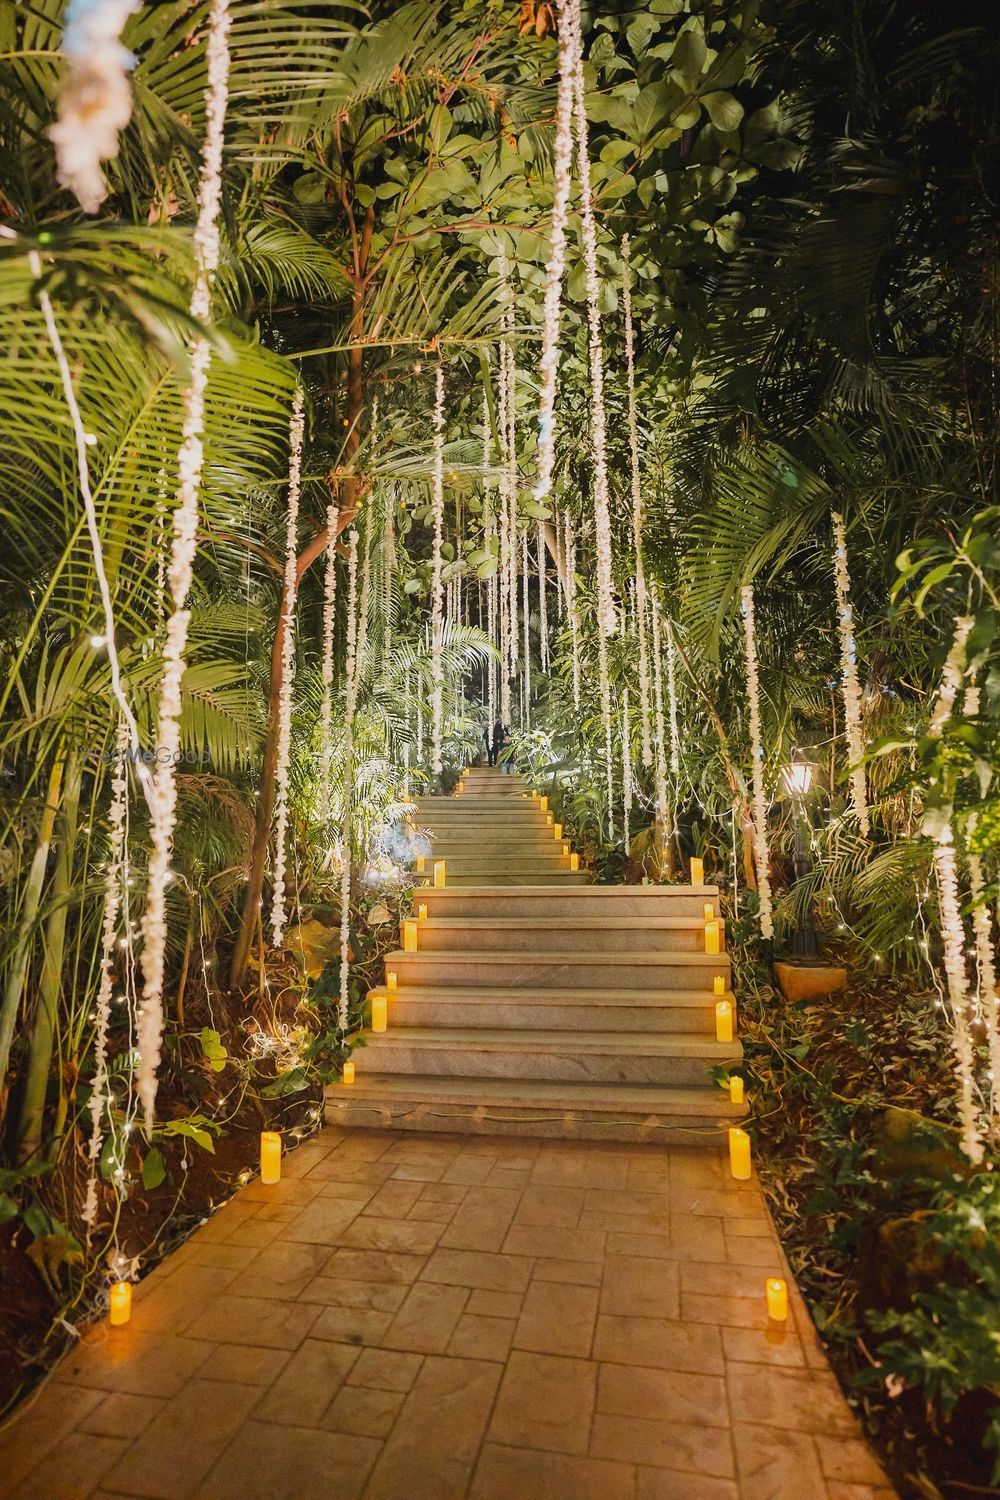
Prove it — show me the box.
[325,766,745,1143]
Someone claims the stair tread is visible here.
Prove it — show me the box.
[388,949,729,965]
[378,985,726,1001]
[419,884,719,897]
[415,916,721,930]
[328,1074,742,1115]
[363,1028,739,1057]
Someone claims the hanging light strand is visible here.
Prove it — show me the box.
[319,497,341,805]
[538,521,549,672]
[649,593,671,848]
[338,530,361,1029]
[270,385,306,949]
[830,512,870,835]
[664,616,681,778]
[622,233,653,769]
[137,0,231,1130]
[740,585,774,940]
[429,365,447,773]
[531,0,577,505]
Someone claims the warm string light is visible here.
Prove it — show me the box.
[566,511,581,711]
[599,628,614,842]
[338,530,360,1028]
[83,718,129,1229]
[270,386,306,948]
[621,687,632,851]
[622,233,652,769]
[664,615,681,777]
[538,520,549,672]
[522,526,531,727]
[429,366,447,772]
[740,585,774,940]
[531,0,576,505]
[649,592,671,850]
[49,0,141,214]
[830,512,870,835]
[137,0,231,1130]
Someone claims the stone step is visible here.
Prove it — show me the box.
[385,950,730,989]
[419,856,575,877]
[413,916,724,954]
[420,870,592,888]
[416,796,535,810]
[325,1075,744,1143]
[424,830,564,847]
[359,1028,741,1086]
[419,885,720,918]
[384,985,728,1033]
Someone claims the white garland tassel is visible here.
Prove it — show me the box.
[270,386,306,948]
[137,0,231,1131]
[831,511,870,836]
[50,0,141,214]
[740,585,774,940]
[429,366,447,773]
[622,233,653,769]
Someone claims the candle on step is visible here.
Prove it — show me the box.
[704,920,721,954]
[553,822,562,840]
[570,852,579,871]
[371,994,387,1032]
[562,842,570,857]
[730,1075,744,1106]
[546,812,554,827]
[418,903,428,919]
[342,1059,356,1086]
[260,1130,282,1185]
[109,1280,132,1327]
[416,854,426,873]
[766,1276,788,1321]
[539,795,548,812]
[728,1126,751,1180]
[386,969,398,991]
[690,856,704,886]
[433,859,447,888]
[704,901,715,920]
[713,974,726,997]
[403,920,418,952]
[715,999,733,1042]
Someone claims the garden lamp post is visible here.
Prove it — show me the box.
[782,754,819,961]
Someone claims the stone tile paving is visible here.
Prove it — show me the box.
[0,1128,897,1500]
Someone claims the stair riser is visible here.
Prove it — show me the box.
[422,860,574,876]
[431,872,592,888]
[325,1098,734,1144]
[390,956,730,988]
[417,926,719,955]
[425,836,565,852]
[389,1000,717,1032]
[419,893,720,918]
[359,1043,736,1086]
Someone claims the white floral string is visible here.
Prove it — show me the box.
[537,520,549,672]
[932,838,983,1162]
[429,366,447,773]
[740,585,774,939]
[622,234,652,769]
[83,718,129,1230]
[137,0,231,1131]
[270,386,306,948]
[50,0,141,214]
[531,0,576,506]
[621,688,632,852]
[664,615,681,778]
[319,496,340,805]
[831,512,870,835]
[649,592,671,847]
[338,530,360,1029]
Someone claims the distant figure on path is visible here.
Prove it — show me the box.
[488,719,511,769]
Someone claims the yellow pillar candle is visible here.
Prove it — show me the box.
[704,920,721,954]
[715,1000,733,1043]
[570,852,579,871]
[386,969,397,991]
[109,1281,132,1327]
[730,1074,745,1106]
[546,812,554,827]
[416,854,426,873]
[418,903,428,919]
[433,859,446,888]
[403,920,418,952]
[342,1059,356,1086]
[260,1130,282,1185]
[766,1276,788,1321]
[371,994,388,1032]
[562,842,570,857]
[539,796,548,812]
[553,822,562,840]
[713,974,726,997]
[690,856,704,886]
[704,901,715,921]
[728,1126,751,1180]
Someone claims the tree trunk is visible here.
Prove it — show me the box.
[17,754,80,1161]
[0,752,65,1114]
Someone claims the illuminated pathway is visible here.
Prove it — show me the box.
[0,1128,893,1499]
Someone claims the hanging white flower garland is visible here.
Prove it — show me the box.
[621,687,632,852]
[565,511,581,711]
[319,496,340,804]
[429,365,447,773]
[649,593,671,847]
[522,526,531,727]
[137,0,231,1130]
[622,234,653,770]
[740,585,774,939]
[50,0,141,214]
[531,0,576,507]
[664,616,681,778]
[83,718,129,1229]
[269,386,306,949]
[537,520,549,673]
[338,529,360,1029]
[830,511,870,835]
[933,837,984,1162]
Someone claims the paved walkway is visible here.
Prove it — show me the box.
[1,1129,894,1499]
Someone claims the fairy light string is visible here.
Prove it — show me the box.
[429,366,447,774]
[622,233,653,769]
[270,386,306,948]
[831,511,870,835]
[740,585,774,939]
